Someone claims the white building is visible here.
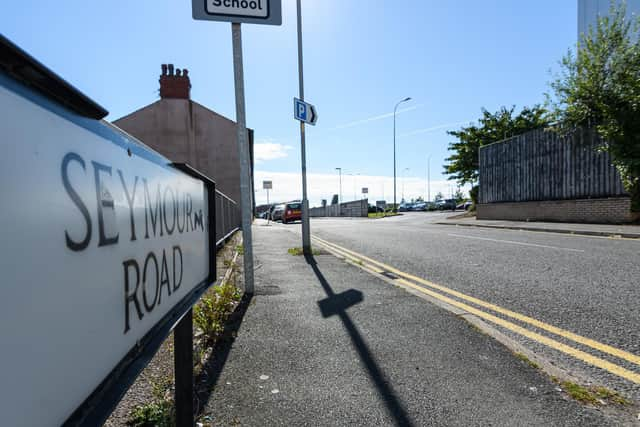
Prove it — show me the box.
[578,0,640,39]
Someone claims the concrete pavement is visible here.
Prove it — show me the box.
[201,222,621,426]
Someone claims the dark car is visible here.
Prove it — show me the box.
[437,199,457,210]
[283,201,302,223]
[271,204,285,221]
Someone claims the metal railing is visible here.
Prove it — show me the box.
[215,189,240,248]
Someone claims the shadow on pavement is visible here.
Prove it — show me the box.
[194,292,253,417]
[305,254,415,427]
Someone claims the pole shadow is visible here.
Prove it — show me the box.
[194,292,253,417]
[305,254,415,427]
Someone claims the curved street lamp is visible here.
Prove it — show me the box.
[393,97,412,212]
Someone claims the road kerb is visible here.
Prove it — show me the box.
[435,221,640,240]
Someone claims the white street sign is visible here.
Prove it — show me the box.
[263,180,273,190]
[0,75,213,426]
[192,0,282,25]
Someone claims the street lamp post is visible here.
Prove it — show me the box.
[335,167,342,204]
[402,167,410,201]
[427,155,431,202]
[393,97,412,212]
[349,173,360,200]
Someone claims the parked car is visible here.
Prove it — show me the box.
[282,201,302,223]
[271,204,285,221]
[411,202,427,211]
[437,199,457,210]
[456,200,473,210]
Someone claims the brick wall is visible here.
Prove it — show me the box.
[477,197,636,224]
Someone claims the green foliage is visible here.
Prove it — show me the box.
[127,379,174,427]
[287,247,321,255]
[127,401,174,427]
[469,185,479,206]
[236,244,244,255]
[434,192,444,202]
[193,281,241,340]
[548,2,640,210]
[444,105,549,185]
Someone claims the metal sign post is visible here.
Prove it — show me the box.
[192,0,282,292]
[263,180,272,224]
[231,23,255,296]
[296,0,312,255]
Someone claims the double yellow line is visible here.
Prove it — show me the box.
[312,235,640,384]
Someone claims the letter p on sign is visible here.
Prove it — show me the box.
[297,101,307,121]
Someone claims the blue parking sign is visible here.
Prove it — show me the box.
[293,97,317,125]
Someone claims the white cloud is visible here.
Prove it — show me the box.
[254,139,293,163]
[254,170,470,207]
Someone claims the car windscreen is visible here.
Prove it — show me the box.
[287,203,301,210]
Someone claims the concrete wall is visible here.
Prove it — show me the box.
[114,99,253,207]
[477,197,638,224]
[309,199,368,218]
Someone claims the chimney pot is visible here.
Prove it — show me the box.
[159,63,191,100]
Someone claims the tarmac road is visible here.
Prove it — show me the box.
[302,212,640,402]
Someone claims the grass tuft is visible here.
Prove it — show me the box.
[514,352,540,369]
[561,381,630,406]
[288,247,321,256]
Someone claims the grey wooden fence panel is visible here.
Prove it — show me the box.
[478,129,627,204]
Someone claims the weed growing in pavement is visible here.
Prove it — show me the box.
[236,244,244,255]
[287,247,321,256]
[127,378,174,427]
[514,352,540,369]
[193,278,242,343]
[560,381,630,406]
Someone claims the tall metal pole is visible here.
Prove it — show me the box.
[336,167,342,204]
[393,107,397,212]
[427,155,431,202]
[266,187,270,225]
[297,0,311,255]
[393,97,411,212]
[231,23,254,294]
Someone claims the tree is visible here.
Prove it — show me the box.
[454,188,466,203]
[548,2,640,211]
[434,192,444,202]
[444,105,549,186]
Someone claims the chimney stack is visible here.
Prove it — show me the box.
[159,63,191,99]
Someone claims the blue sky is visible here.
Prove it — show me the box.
[2,1,577,205]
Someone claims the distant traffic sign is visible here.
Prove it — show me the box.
[294,97,318,126]
[362,187,368,194]
[192,0,282,25]
[263,180,272,190]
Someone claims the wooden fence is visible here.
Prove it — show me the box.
[479,128,627,204]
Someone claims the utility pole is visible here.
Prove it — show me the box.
[393,97,411,212]
[335,167,342,204]
[296,0,311,255]
[427,155,431,202]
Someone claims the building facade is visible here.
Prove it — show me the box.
[578,0,640,39]
[114,64,253,206]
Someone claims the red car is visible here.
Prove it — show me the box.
[282,201,302,223]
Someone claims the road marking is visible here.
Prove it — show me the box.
[311,235,640,369]
[447,233,585,252]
